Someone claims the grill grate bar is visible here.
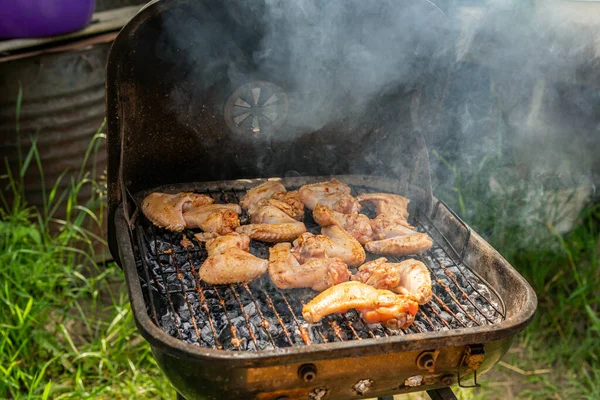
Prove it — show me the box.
[150,226,184,340]
[420,248,496,325]
[183,242,222,349]
[276,288,311,345]
[166,233,203,342]
[241,283,277,347]
[229,284,259,348]
[135,182,506,351]
[259,287,295,346]
[415,254,480,326]
[416,217,506,319]
[213,286,242,350]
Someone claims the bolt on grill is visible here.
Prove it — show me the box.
[133,184,506,351]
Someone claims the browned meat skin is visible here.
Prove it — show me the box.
[302,281,419,329]
[312,204,373,245]
[353,258,432,304]
[239,181,286,210]
[199,233,267,284]
[182,204,241,235]
[292,226,365,268]
[141,192,214,232]
[299,179,361,214]
[356,193,410,219]
[236,205,306,242]
[272,190,305,221]
[365,233,433,256]
[247,198,294,219]
[268,243,351,291]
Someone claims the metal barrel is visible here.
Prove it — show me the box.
[0,42,111,260]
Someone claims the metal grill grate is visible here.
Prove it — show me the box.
[133,184,505,351]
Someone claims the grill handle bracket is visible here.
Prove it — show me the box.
[457,344,485,388]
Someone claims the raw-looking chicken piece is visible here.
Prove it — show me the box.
[272,190,305,221]
[365,233,433,256]
[239,181,286,210]
[369,213,415,240]
[299,179,361,213]
[142,192,214,231]
[292,226,365,268]
[183,204,241,234]
[302,281,419,329]
[268,243,351,291]
[353,258,432,304]
[248,198,294,219]
[199,233,268,284]
[312,204,373,244]
[236,205,306,242]
[356,192,410,219]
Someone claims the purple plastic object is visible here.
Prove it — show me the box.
[0,0,96,39]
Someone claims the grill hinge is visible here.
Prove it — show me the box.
[457,344,485,388]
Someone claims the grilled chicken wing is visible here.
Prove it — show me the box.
[236,205,306,242]
[239,181,286,210]
[365,233,433,256]
[248,198,294,219]
[292,226,365,268]
[369,213,415,240]
[183,204,241,234]
[142,192,214,232]
[312,204,373,244]
[299,179,361,213]
[199,233,268,284]
[272,190,305,221]
[268,243,351,291]
[353,258,432,304]
[356,193,410,219]
[302,281,418,329]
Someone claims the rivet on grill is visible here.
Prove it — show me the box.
[298,364,317,383]
[441,374,454,386]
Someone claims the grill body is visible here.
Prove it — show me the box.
[114,177,535,400]
[106,1,537,399]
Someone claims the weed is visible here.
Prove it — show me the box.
[0,91,173,398]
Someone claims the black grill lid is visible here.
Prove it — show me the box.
[105,0,449,261]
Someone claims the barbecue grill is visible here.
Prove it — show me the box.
[105,1,537,399]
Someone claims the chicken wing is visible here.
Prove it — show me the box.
[356,193,410,219]
[239,181,286,210]
[312,204,373,244]
[236,205,306,242]
[292,226,365,268]
[182,204,241,234]
[302,281,418,329]
[142,192,214,232]
[268,243,351,291]
[299,179,361,213]
[365,233,433,256]
[369,213,415,240]
[272,190,305,221]
[199,233,268,284]
[353,258,432,304]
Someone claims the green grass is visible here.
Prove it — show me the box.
[0,90,174,399]
[433,151,600,399]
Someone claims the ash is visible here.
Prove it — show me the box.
[134,188,505,351]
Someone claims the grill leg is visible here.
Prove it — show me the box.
[426,387,457,400]
[176,393,186,400]
[378,397,395,400]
